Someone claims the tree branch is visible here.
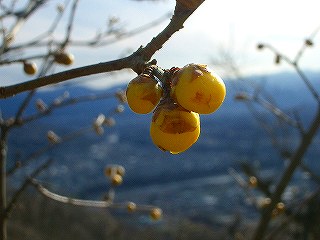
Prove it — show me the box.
[0,0,205,99]
[252,107,320,240]
[30,178,157,212]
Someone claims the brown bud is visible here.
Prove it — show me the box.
[23,62,37,75]
[305,39,313,47]
[234,93,249,101]
[111,174,123,186]
[150,208,162,220]
[257,43,265,50]
[127,202,137,213]
[116,165,125,177]
[104,117,116,127]
[93,125,104,135]
[36,99,47,112]
[115,90,127,103]
[94,114,106,127]
[248,176,258,188]
[115,104,125,113]
[47,130,61,144]
[54,52,74,65]
[56,4,64,12]
[274,54,281,65]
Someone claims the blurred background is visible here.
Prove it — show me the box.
[1,0,320,239]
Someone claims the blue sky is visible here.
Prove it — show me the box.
[1,0,320,89]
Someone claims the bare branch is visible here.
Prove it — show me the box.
[252,107,320,240]
[30,178,157,212]
[0,0,205,98]
[265,187,320,240]
[258,44,320,103]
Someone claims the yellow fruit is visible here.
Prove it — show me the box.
[150,208,162,220]
[54,52,74,65]
[150,100,200,154]
[23,62,37,75]
[126,74,162,114]
[171,64,226,114]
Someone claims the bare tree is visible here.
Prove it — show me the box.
[0,0,206,239]
[222,27,320,239]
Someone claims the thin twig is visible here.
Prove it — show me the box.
[294,24,320,64]
[19,91,120,125]
[7,105,121,176]
[30,178,156,212]
[262,44,320,103]
[252,107,320,240]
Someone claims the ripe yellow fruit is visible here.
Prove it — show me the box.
[23,62,37,75]
[150,101,200,154]
[126,74,163,114]
[150,208,162,220]
[171,64,226,114]
[54,52,74,65]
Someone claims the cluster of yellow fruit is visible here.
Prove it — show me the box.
[126,63,226,154]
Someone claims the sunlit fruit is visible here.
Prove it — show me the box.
[171,63,226,114]
[23,61,37,75]
[126,74,163,114]
[54,52,74,65]
[150,100,200,154]
[150,208,162,220]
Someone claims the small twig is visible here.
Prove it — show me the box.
[30,178,156,212]
[261,44,320,103]
[294,24,320,64]
[254,95,299,129]
[252,107,320,240]
[7,104,121,176]
[0,53,48,65]
[17,89,121,125]
[6,126,90,176]
[7,11,171,51]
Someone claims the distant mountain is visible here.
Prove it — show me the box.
[2,71,319,222]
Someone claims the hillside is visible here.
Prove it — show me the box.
[2,71,319,227]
